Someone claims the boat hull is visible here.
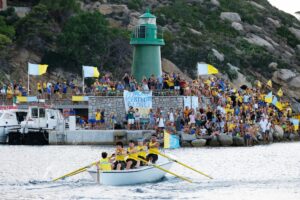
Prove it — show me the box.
[88,157,173,186]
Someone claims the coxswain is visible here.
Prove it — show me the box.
[97,152,112,171]
[126,140,138,170]
[146,134,160,164]
[113,141,126,170]
[136,139,148,167]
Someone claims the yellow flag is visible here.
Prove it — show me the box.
[257,80,262,88]
[277,88,283,97]
[267,80,272,88]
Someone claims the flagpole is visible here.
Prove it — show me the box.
[82,67,85,94]
[28,71,30,95]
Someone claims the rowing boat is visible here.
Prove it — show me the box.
[87,155,173,186]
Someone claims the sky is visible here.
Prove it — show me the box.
[268,0,300,18]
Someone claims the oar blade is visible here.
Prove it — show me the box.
[52,162,98,182]
[150,150,213,180]
[136,157,192,183]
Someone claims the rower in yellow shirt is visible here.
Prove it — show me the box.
[126,140,138,170]
[146,134,160,164]
[136,140,148,167]
[113,141,126,170]
[97,152,112,171]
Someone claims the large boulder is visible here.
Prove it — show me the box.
[211,0,220,7]
[228,63,252,88]
[212,49,224,62]
[181,133,197,142]
[208,136,220,147]
[268,131,274,143]
[289,133,296,141]
[98,4,129,15]
[297,45,300,52]
[162,58,192,81]
[273,125,284,140]
[267,18,281,28]
[273,69,296,82]
[231,22,244,31]
[289,27,300,40]
[181,141,192,147]
[233,136,245,146]
[220,12,242,22]
[244,34,274,51]
[288,76,300,89]
[191,139,207,147]
[217,134,233,146]
[248,1,265,10]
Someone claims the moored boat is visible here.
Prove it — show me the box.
[87,155,173,186]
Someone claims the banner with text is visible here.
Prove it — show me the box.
[123,90,152,117]
[184,96,199,110]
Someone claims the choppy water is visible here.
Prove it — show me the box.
[1,143,300,200]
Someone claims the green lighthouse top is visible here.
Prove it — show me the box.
[130,9,165,46]
[140,9,156,19]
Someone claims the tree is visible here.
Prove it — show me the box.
[0,16,15,39]
[57,12,130,73]
[15,4,58,53]
[40,0,80,25]
[0,34,12,50]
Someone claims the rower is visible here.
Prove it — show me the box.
[136,139,147,167]
[97,152,112,171]
[113,141,126,170]
[146,134,160,164]
[126,140,138,170]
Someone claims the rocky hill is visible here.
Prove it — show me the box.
[0,0,300,110]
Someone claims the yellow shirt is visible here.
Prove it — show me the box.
[37,83,42,90]
[149,141,159,154]
[137,145,147,158]
[127,147,138,161]
[228,123,236,131]
[98,158,111,171]
[115,149,126,161]
[166,78,174,87]
[95,112,101,121]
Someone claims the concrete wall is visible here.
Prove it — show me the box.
[88,96,184,123]
[49,130,155,145]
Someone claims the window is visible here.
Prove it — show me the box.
[32,108,38,118]
[139,26,146,38]
[39,108,45,118]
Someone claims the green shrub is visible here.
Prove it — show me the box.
[276,26,300,48]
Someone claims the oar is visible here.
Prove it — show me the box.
[63,168,87,179]
[52,161,98,182]
[136,157,192,183]
[150,150,213,180]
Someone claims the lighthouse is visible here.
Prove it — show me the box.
[130,9,165,82]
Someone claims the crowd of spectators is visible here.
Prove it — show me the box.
[0,72,197,101]
[120,76,298,146]
[1,73,299,146]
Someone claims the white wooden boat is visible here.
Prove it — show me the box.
[87,156,173,186]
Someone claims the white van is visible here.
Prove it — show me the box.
[0,109,28,143]
[20,107,65,133]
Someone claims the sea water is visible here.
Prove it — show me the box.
[0,143,300,200]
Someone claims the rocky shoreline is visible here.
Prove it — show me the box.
[179,125,300,147]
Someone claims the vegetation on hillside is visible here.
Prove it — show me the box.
[0,0,299,81]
